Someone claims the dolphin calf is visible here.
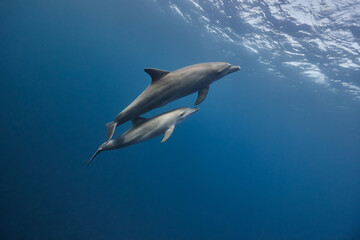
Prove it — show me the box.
[88,107,199,165]
[106,62,240,141]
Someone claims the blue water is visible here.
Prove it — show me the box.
[1,0,360,239]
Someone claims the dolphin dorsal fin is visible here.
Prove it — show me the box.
[131,117,147,126]
[144,68,170,83]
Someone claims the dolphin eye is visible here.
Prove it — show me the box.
[180,113,185,117]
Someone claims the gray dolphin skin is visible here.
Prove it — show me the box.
[89,107,199,165]
[106,62,240,141]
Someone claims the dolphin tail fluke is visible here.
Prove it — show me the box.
[88,149,101,166]
[106,121,117,141]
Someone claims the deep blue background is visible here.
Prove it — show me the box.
[1,0,360,239]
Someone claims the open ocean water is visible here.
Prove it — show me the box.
[1,0,360,239]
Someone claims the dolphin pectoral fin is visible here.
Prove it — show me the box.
[106,121,117,141]
[195,86,210,105]
[161,125,175,143]
[144,68,170,83]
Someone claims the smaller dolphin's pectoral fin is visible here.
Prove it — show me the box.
[161,125,175,143]
[144,68,170,83]
[131,116,147,126]
[195,86,210,105]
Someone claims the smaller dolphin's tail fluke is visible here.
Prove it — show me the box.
[88,149,102,166]
[106,121,117,141]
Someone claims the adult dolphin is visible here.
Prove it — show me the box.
[89,107,199,165]
[106,62,240,141]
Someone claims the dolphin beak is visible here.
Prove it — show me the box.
[191,107,199,113]
[228,65,241,73]
[188,107,199,115]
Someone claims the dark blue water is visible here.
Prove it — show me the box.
[1,1,360,239]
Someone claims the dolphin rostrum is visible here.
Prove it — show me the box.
[89,107,199,165]
[106,62,240,141]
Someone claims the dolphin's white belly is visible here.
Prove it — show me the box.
[121,118,170,146]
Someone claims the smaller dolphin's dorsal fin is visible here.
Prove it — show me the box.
[144,68,170,83]
[131,117,147,126]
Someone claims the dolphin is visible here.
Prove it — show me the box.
[106,62,240,141]
[88,107,199,165]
